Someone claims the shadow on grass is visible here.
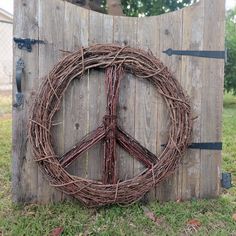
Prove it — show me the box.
[223,92,236,109]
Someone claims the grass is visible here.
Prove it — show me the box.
[222,93,236,176]
[0,91,236,235]
[0,91,11,116]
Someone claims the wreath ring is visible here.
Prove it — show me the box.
[29,44,192,207]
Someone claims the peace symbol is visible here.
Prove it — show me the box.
[29,44,192,207]
[59,65,158,185]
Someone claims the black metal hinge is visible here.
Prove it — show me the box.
[187,142,222,150]
[161,142,222,150]
[163,48,225,60]
[13,37,45,52]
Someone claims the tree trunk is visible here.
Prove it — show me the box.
[88,0,106,13]
[66,0,124,15]
[67,0,106,13]
[107,0,124,16]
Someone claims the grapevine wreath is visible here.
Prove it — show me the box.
[29,44,192,207]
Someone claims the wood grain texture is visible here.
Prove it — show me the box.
[38,0,65,202]
[200,0,225,198]
[136,16,160,200]
[113,16,137,181]
[180,1,204,200]
[87,11,113,181]
[63,3,89,180]
[13,0,225,203]
[12,0,39,203]
[156,10,183,201]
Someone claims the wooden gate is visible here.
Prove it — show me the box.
[13,0,225,203]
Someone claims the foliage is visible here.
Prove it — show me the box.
[99,0,197,16]
[225,8,236,95]
[120,0,197,17]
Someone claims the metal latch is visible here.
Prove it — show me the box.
[13,58,24,108]
[221,172,232,189]
[13,37,45,52]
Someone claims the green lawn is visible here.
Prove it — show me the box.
[223,93,236,176]
[0,92,236,235]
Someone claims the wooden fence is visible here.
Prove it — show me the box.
[13,0,225,203]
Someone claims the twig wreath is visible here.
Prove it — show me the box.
[29,44,192,207]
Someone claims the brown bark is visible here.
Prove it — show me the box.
[107,0,124,16]
[66,0,124,16]
[67,0,106,13]
[88,0,106,14]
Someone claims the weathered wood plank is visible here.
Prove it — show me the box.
[38,0,65,203]
[156,10,183,201]
[12,0,39,203]
[200,0,225,198]
[63,2,89,180]
[114,16,137,181]
[136,16,160,201]
[180,1,204,200]
[13,0,224,203]
[87,12,113,181]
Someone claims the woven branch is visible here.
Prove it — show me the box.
[28,44,192,207]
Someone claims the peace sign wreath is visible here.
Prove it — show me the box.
[29,44,192,207]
